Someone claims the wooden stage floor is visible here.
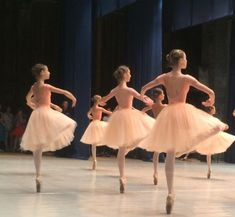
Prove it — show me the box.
[0,153,235,217]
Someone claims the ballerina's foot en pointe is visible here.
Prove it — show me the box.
[153,174,158,185]
[207,169,211,179]
[35,176,42,193]
[92,160,97,170]
[119,177,126,194]
[166,194,175,214]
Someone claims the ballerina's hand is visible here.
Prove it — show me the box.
[99,101,106,106]
[202,98,214,107]
[140,89,146,99]
[27,101,36,110]
[72,98,77,107]
[233,110,235,117]
[54,105,63,113]
[143,95,154,107]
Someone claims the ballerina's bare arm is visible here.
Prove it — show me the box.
[99,89,117,105]
[49,85,77,107]
[101,108,112,115]
[87,109,93,120]
[187,75,215,105]
[142,106,152,113]
[129,88,153,106]
[26,86,36,109]
[141,74,165,96]
[50,103,63,112]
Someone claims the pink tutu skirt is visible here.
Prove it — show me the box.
[195,132,235,155]
[139,103,229,156]
[102,108,155,149]
[21,106,77,152]
[80,120,108,146]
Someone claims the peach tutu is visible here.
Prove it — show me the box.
[195,132,235,155]
[102,108,155,149]
[138,103,228,156]
[80,120,108,146]
[21,106,77,152]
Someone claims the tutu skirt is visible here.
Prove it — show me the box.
[21,106,77,152]
[139,103,228,156]
[195,132,235,155]
[102,108,155,149]
[80,120,108,146]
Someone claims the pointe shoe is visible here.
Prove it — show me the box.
[35,177,42,193]
[119,178,126,194]
[166,194,175,214]
[207,170,211,179]
[92,160,97,170]
[153,174,158,185]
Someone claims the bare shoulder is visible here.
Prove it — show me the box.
[184,74,197,83]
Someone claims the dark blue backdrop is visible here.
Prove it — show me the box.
[171,0,234,30]
[61,0,163,159]
[61,0,92,159]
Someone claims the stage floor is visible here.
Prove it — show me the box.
[0,153,235,217]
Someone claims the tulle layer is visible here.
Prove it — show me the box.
[81,120,108,146]
[102,108,155,149]
[21,106,77,152]
[139,103,228,156]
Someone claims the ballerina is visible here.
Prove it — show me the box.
[142,88,167,185]
[140,49,235,214]
[21,63,77,193]
[81,95,112,170]
[100,65,154,193]
[195,105,234,179]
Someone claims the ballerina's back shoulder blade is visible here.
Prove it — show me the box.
[32,83,51,107]
[112,86,135,109]
[163,73,191,104]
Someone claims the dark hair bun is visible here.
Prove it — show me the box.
[113,65,130,83]
[166,49,185,67]
[32,63,47,78]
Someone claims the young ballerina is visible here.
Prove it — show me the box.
[80,95,112,170]
[139,49,235,214]
[20,63,77,193]
[142,88,167,185]
[99,65,154,193]
[195,105,235,179]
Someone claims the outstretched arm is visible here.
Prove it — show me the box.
[102,108,112,115]
[49,85,77,107]
[188,76,215,106]
[129,88,153,106]
[99,89,116,106]
[142,106,152,113]
[141,74,165,96]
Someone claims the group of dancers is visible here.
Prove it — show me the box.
[20,49,235,215]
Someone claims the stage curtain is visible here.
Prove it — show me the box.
[171,0,234,30]
[96,0,137,16]
[126,0,163,93]
[225,17,235,163]
[60,0,92,159]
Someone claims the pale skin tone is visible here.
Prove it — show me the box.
[87,97,112,169]
[141,52,215,197]
[26,66,77,182]
[142,91,167,184]
[100,69,152,184]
